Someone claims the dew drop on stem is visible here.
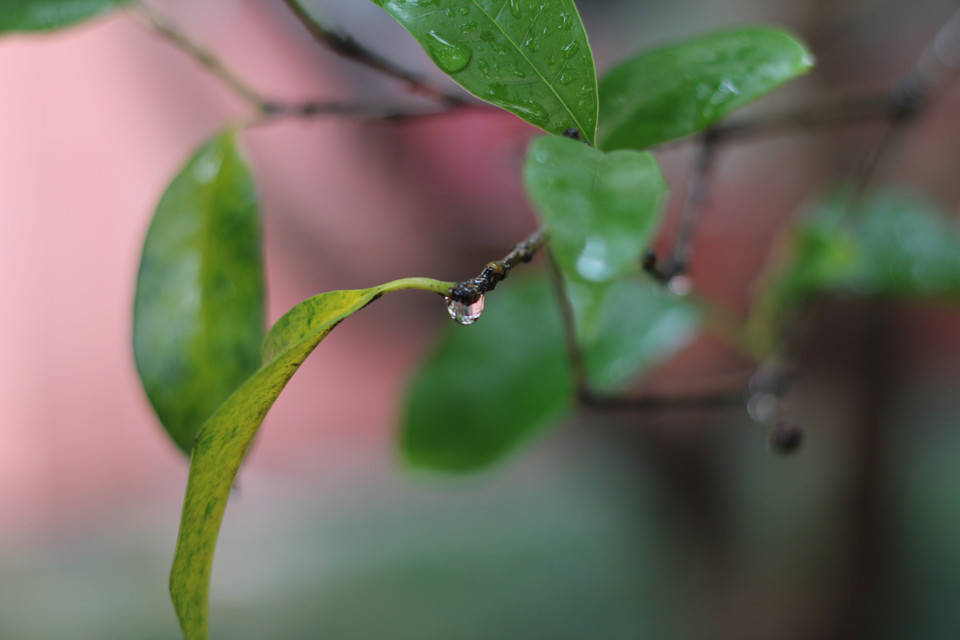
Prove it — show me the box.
[445,295,484,325]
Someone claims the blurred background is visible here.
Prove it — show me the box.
[1,0,960,638]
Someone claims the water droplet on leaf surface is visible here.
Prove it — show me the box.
[445,295,485,325]
[424,31,472,73]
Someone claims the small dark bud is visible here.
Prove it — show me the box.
[769,423,803,454]
[563,128,580,140]
[641,249,658,271]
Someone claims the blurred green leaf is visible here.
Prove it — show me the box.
[369,0,598,142]
[749,191,960,354]
[597,28,813,151]
[134,131,264,454]
[171,286,399,640]
[0,0,128,33]
[523,135,666,285]
[403,273,699,470]
[403,277,573,472]
[568,278,700,393]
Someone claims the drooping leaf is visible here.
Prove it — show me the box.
[597,28,813,151]
[567,278,700,393]
[522,135,667,284]
[403,276,573,472]
[369,0,598,143]
[0,0,128,34]
[170,280,453,640]
[749,191,960,355]
[134,131,264,454]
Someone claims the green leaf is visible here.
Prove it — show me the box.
[369,0,598,143]
[597,28,813,151]
[749,191,960,355]
[403,276,573,472]
[402,273,698,470]
[134,131,264,454]
[169,278,452,640]
[0,0,128,33]
[567,278,700,393]
[522,135,667,284]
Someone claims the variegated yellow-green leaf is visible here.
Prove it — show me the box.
[170,278,452,640]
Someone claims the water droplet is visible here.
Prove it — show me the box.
[505,98,549,128]
[424,31,472,73]
[508,0,522,19]
[667,275,692,296]
[458,6,470,15]
[747,392,777,424]
[576,237,612,281]
[561,41,580,58]
[193,154,221,183]
[445,295,485,325]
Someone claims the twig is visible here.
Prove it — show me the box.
[707,7,960,145]
[844,5,960,206]
[133,2,483,126]
[580,388,745,412]
[644,130,719,284]
[132,1,273,113]
[280,0,471,108]
[447,229,546,304]
[711,94,899,140]
[544,249,587,391]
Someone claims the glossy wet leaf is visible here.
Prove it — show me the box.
[598,28,813,151]
[523,135,666,285]
[403,277,573,472]
[370,0,598,142]
[567,278,700,393]
[171,285,403,640]
[134,132,264,453]
[0,0,128,33]
[749,191,960,355]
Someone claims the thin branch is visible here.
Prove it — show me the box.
[133,2,484,126]
[845,5,960,205]
[280,0,472,108]
[644,130,719,283]
[580,388,745,412]
[708,7,960,145]
[447,229,546,303]
[132,1,273,114]
[711,94,899,140]
[544,249,587,391]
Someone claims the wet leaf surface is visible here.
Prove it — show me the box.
[370,0,598,142]
[598,27,813,150]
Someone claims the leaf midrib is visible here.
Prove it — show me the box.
[469,0,591,140]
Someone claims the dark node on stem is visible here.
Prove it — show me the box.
[769,423,803,454]
[641,248,658,271]
[563,128,581,140]
[890,77,928,121]
[448,282,483,305]
[641,249,680,285]
[447,229,546,302]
